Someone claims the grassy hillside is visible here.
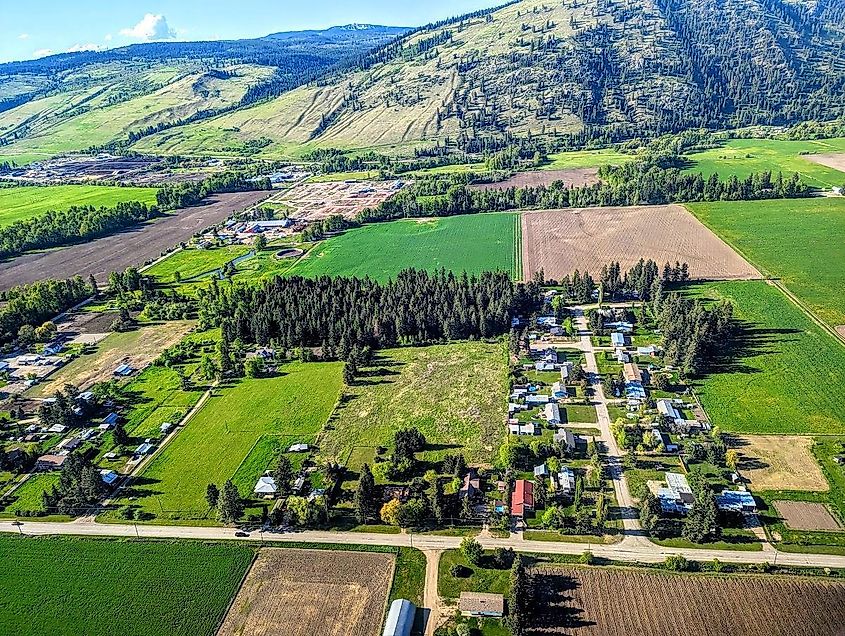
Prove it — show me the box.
[136,0,845,155]
[688,198,845,329]
[0,185,159,226]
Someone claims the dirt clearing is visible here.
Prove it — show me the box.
[529,565,845,635]
[270,180,404,222]
[0,191,269,290]
[217,548,395,636]
[470,168,599,191]
[733,435,827,492]
[805,153,845,173]
[774,500,843,531]
[521,205,760,281]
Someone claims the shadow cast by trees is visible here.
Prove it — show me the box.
[697,319,802,378]
[527,574,595,633]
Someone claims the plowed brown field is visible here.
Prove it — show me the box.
[530,566,845,635]
[217,548,395,636]
[470,168,599,191]
[521,205,760,281]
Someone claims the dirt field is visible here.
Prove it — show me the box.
[217,548,395,636]
[734,435,828,492]
[774,500,843,532]
[0,191,268,289]
[805,153,845,173]
[521,205,760,281]
[470,168,599,191]
[529,566,845,635]
[271,180,403,221]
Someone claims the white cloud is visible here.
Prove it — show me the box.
[104,33,113,42]
[119,13,177,41]
[32,48,53,58]
[67,43,102,53]
[18,33,29,40]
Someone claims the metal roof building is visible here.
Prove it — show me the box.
[383,599,415,636]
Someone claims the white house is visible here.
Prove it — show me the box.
[254,475,278,497]
[544,402,561,424]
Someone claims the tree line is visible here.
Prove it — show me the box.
[0,276,92,346]
[155,171,271,210]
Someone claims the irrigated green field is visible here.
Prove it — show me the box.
[119,362,342,521]
[684,138,845,188]
[146,246,253,283]
[692,281,845,435]
[0,185,159,227]
[688,198,845,330]
[0,535,253,636]
[288,214,520,281]
[324,342,508,466]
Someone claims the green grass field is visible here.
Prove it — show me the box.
[120,362,342,521]
[688,198,845,329]
[0,185,159,227]
[0,535,253,636]
[324,342,508,466]
[683,138,845,188]
[146,246,253,283]
[287,214,519,281]
[692,281,845,435]
[543,148,630,170]
[0,474,65,519]
[122,365,205,439]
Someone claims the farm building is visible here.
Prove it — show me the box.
[511,480,534,517]
[657,472,695,514]
[657,399,682,421]
[383,599,416,636]
[717,489,757,513]
[459,592,505,618]
[545,402,561,424]
[610,332,626,347]
[35,454,67,471]
[254,476,278,497]
[288,443,309,452]
[113,363,133,376]
[651,429,679,453]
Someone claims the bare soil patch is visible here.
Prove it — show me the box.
[775,500,843,532]
[530,565,845,635]
[217,548,395,636]
[521,205,760,281]
[837,325,845,340]
[734,435,827,492]
[271,180,403,222]
[805,152,845,173]
[471,168,599,191]
[0,191,269,290]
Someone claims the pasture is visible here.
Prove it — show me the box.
[521,205,759,281]
[734,435,828,492]
[0,185,159,227]
[543,148,630,170]
[0,535,253,636]
[324,342,508,466]
[121,364,206,440]
[692,281,845,435]
[288,214,520,281]
[123,362,342,520]
[217,548,394,636]
[688,197,845,330]
[683,137,845,188]
[0,473,64,518]
[145,246,252,283]
[528,565,845,635]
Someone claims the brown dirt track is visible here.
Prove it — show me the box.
[470,168,599,191]
[521,205,761,281]
[0,191,269,290]
[775,501,843,532]
[217,548,395,636]
[530,566,845,635]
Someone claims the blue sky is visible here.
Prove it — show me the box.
[0,1,499,63]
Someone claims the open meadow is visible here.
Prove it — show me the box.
[0,535,254,636]
[688,197,845,331]
[288,213,520,281]
[324,342,508,467]
[691,281,845,435]
[0,184,159,226]
[218,548,394,636]
[527,565,845,635]
[145,245,253,283]
[118,362,342,521]
[734,435,828,492]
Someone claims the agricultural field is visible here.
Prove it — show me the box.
[527,565,845,635]
[0,184,159,227]
[683,138,845,188]
[521,205,759,282]
[734,435,828,492]
[121,364,206,440]
[288,214,520,281]
[774,501,842,532]
[470,168,599,191]
[217,548,394,636]
[145,246,253,283]
[0,535,253,636]
[543,148,630,170]
[117,362,342,521]
[691,281,845,435]
[688,197,845,331]
[324,342,508,467]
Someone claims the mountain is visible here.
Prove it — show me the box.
[0,25,407,161]
[131,0,845,157]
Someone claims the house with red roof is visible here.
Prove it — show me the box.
[511,479,534,517]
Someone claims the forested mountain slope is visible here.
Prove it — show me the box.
[135,0,845,156]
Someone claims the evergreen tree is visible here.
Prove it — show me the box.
[219,480,243,525]
[205,483,220,508]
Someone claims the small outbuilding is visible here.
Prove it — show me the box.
[382,598,415,636]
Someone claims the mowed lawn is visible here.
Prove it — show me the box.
[688,198,845,329]
[683,138,845,188]
[287,214,520,281]
[0,184,159,226]
[126,362,342,520]
[324,342,509,466]
[0,535,253,636]
[692,281,845,435]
